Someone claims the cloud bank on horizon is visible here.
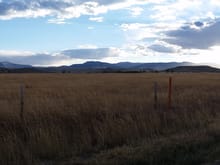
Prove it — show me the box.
[0,0,220,66]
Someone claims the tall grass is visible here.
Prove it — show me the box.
[0,73,219,164]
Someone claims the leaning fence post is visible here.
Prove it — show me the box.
[168,77,172,110]
[154,82,158,110]
[20,85,24,121]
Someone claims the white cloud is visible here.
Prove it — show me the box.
[211,0,220,6]
[47,18,68,24]
[77,44,98,49]
[0,1,106,20]
[0,48,119,66]
[120,23,158,42]
[89,16,104,22]
[150,0,220,23]
[120,22,183,42]
[0,0,154,21]
[0,8,52,20]
[88,26,94,30]
[59,47,119,60]
[121,23,148,31]
[150,0,202,22]
[0,44,219,66]
[106,0,165,11]
[129,7,144,17]
[1,0,220,66]
[0,50,35,56]
[0,52,68,66]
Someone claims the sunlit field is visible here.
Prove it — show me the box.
[0,73,219,165]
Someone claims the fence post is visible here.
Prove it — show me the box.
[154,82,158,110]
[168,77,172,110]
[20,85,24,121]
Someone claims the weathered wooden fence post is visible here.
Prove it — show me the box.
[20,85,24,121]
[168,77,172,110]
[154,82,158,110]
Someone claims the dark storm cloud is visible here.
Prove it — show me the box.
[164,21,220,49]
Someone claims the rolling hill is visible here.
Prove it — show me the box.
[0,61,219,73]
[0,62,32,69]
[166,65,220,73]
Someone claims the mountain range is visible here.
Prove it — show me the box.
[0,61,219,73]
[0,62,32,69]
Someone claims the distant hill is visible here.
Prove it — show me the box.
[113,62,142,68]
[71,61,112,69]
[0,61,219,73]
[0,62,32,69]
[131,62,193,71]
[68,61,193,72]
[166,66,220,73]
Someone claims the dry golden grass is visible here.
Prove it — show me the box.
[0,73,219,164]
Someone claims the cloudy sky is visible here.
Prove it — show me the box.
[0,0,220,66]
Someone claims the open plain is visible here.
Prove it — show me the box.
[0,73,219,165]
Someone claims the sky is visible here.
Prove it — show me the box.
[0,0,220,66]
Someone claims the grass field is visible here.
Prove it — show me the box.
[0,73,219,165]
